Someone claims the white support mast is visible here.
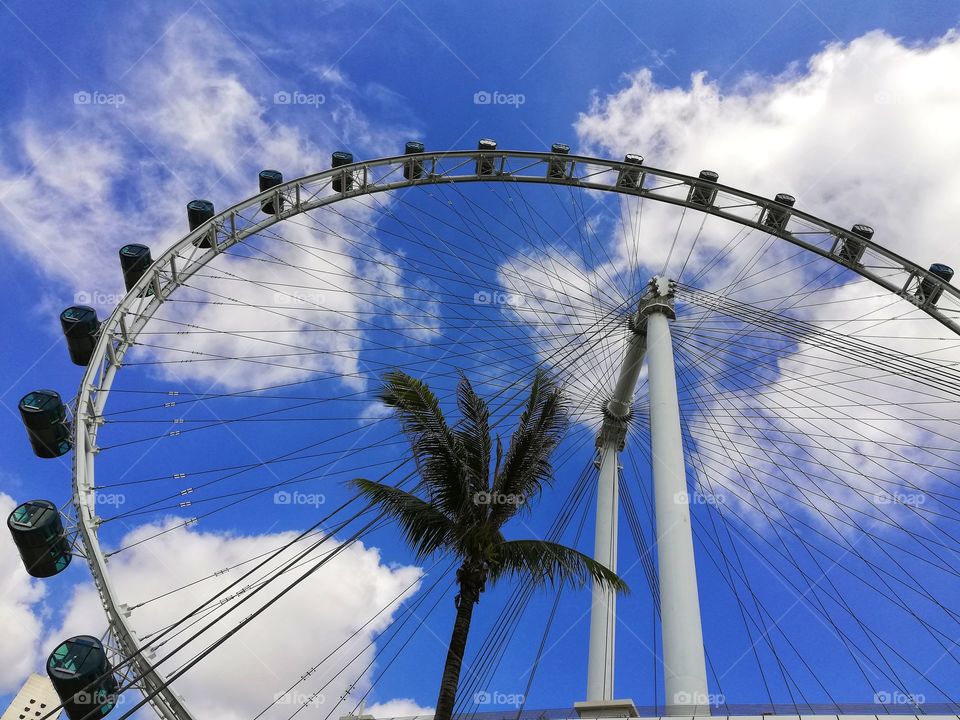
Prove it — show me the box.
[643,276,709,715]
[578,311,647,718]
[577,277,707,719]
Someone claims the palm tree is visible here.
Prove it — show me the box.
[351,369,628,720]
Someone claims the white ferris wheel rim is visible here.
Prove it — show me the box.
[69,148,960,720]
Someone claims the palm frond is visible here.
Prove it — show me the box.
[454,373,492,495]
[491,370,569,524]
[378,371,476,521]
[490,539,629,594]
[350,478,457,560]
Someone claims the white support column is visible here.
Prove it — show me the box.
[578,318,646,719]
[643,278,709,716]
[585,435,619,701]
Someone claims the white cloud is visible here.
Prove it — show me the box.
[576,30,960,271]
[45,519,423,720]
[567,30,960,531]
[366,698,434,719]
[0,492,48,694]
[0,12,424,393]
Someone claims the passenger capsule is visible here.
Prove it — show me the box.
[761,193,796,233]
[331,151,354,192]
[547,143,571,179]
[259,170,284,215]
[403,141,425,180]
[47,636,119,720]
[687,170,719,207]
[19,390,71,459]
[60,306,100,366]
[187,200,216,248]
[476,138,497,176]
[919,263,955,305]
[838,224,873,265]
[617,154,644,189]
[8,499,71,577]
[118,244,152,292]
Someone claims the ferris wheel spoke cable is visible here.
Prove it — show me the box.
[71,310,627,718]
[672,356,960,670]
[674,340,960,575]
[245,553,457,720]
[98,300,629,549]
[100,284,636,451]
[675,363,916,702]
[624,443,783,708]
[669,339,960,472]
[672,346,949,612]
[102,316,625,455]
[450,457,600,717]
[669,317,960,452]
[673,325,960,495]
[166,410,604,720]
[662,391,918,701]
[679,287,960,394]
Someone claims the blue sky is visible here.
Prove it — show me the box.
[3,2,960,718]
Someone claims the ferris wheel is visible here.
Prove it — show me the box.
[10,141,960,720]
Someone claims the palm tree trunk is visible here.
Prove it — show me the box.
[434,579,480,720]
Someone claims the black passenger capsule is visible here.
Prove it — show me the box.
[60,306,100,366]
[259,170,284,215]
[838,224,873,265]
[47,636,120,720]
[687,170,719,207]
[119,244,152,292]
[404,141,425,180]
[188,200,216,248]
[19,390,71,459]
[8,499,71,577]
[331,151,354,192]
[476,138,497,176]
[919,263,955,305]
[547,143,571,179]
[762,193,796,233]
[617,154,644,189]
